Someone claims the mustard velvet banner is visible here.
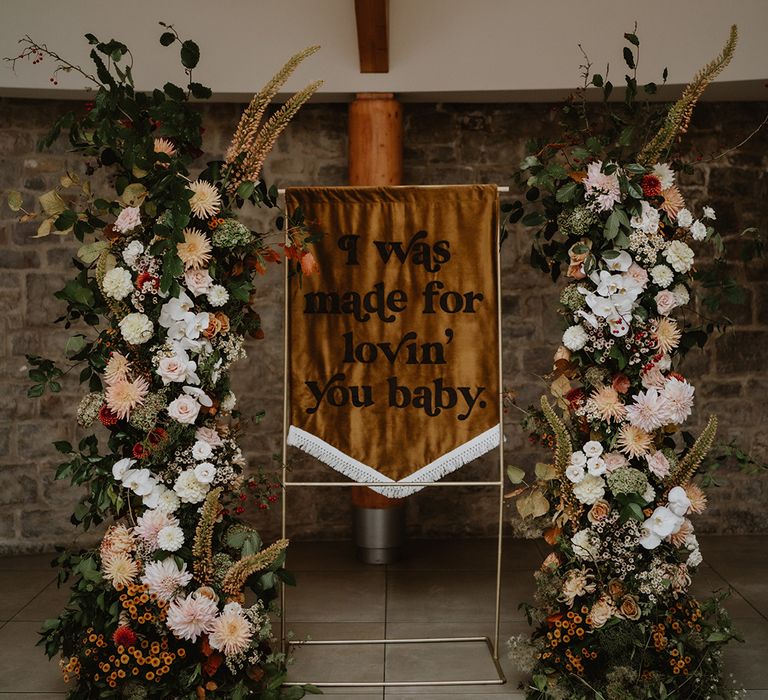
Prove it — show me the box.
[285,185,500,497]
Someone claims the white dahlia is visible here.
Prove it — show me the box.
[103,267,134,300]
[118,313,154,345]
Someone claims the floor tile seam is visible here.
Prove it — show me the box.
[5,577,57,622]
[706,561,768,623]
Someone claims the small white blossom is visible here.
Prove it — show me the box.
[702,206,716,220]
[583,441,604,458]
[565,463,586,483]
[194,462,216,484]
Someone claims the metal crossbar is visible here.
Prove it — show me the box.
[282,637,506,688]
[279,186,507,688]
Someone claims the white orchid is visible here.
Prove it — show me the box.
[159,291,195,328]
[122,468,158,497]
[603,251,633,272]
[668,486,692,516]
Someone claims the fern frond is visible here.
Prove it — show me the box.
[638,25,737,165]
[221,538,289,597]
[669,415,718,487]
[192,487,223,585]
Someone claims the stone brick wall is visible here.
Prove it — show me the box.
[1,98,766,552]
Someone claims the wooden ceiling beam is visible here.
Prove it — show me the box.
[354,0,389,73]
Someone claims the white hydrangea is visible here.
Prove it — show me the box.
[671,284,690,306]
[562,325,588,351]
[664,240,695,273]
[690,220,707,241]
[157,525,185,551]
[572,474,606,505]
[103,267,134,300]
[122,240,144,267]
[650,264,674,288]
[630,200,660,234]
[220,391,237,413]
[207,285,229,307]
[688,548,703,567]
[676,208,693,228]
[119,313,154,345]
[173,469,210,503]
[571,528,600,560]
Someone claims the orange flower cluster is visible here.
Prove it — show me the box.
[207,217,227,230]
[539,607,596,675]
[117,582,168,624]
[651,600,703,676]
[60,655,81,683]
[68,585,190,690]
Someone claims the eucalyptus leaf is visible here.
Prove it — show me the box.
[39,190,66,216]
[507,465,526,484]
[7,190,23,211]
[77,241,109,264]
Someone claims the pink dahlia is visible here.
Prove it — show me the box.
[105,376,149,419]
[661,377,695,424]
[583,161,621,212]
[166,592,218,641]
[625,388,671,433]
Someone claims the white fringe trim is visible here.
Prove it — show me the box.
[286,424,501,498]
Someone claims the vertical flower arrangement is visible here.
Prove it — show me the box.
[7,27,321,699]
[504,27,754,698]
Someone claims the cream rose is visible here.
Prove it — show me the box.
[184,269,213,296]
[167,395,201,424]
[655,290,678,316]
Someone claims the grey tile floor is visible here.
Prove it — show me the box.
[0,537,766,698]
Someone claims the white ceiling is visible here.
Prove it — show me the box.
[0,0,765,101]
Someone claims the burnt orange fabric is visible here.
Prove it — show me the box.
[285,185,499,483]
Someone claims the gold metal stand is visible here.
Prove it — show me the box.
[279,186,507,689]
